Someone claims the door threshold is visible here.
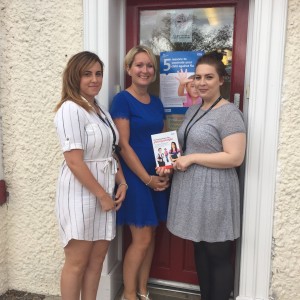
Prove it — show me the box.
[148,278,200,295]
[148,279,233,299]
[148,284,201,300]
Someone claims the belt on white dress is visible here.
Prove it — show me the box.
[84,157,118,174]
[84,156,118,195]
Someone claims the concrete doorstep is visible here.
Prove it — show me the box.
[116,286,201,300]
[0,286,201,300]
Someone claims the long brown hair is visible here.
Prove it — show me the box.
[54,51,104,112]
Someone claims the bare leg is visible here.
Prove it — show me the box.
[81,240,110,300]
[123,226,153,300]
[137,228,156,296]
[60,240,94,300]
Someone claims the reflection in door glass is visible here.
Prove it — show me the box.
[140,7,234,104]
[140,8,234,54]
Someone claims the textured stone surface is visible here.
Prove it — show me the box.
[0,0,83,296]
[0,290,45,300]
[270,0,300,299]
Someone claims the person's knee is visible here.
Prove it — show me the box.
[135,236,152,251]
[131,228,154,250]
[64,256,89,275]
[88,253,106,272]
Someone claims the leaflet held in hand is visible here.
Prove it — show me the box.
[151,131,181,169]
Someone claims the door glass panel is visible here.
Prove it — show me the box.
[140,8,234,130]
[140,8,234,54]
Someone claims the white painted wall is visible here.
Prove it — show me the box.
[0,209,8,295]
[0,1,9,294]
[0,113,8,294]
[270,0,300,299]
[0,0,83,295]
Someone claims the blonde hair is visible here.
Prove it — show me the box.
[124,45,157,82]
[54,51,104,112]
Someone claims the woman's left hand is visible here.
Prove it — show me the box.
[173,156,191,172]
[114,184,127,210]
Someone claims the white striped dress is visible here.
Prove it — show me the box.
[54,100,118,247]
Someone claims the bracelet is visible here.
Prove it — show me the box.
[145,175,153,186]
[118,182,128,190]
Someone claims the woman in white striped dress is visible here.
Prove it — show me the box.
[54,51,127,300]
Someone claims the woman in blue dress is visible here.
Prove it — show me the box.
[110,45,169,300]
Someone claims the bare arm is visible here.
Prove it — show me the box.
[113,118,169,190]
[64,149,116,211]
[162,120,168,132]
[177,83,186,97]
[113,155,127,210]
[174,133,246,171]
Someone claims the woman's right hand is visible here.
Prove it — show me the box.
[64,149,117,211]
[98,193,116,211]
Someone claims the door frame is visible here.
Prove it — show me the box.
[125,2,249,287]
[83,0,288,299]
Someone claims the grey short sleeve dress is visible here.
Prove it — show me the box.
[54,100,118,247]
[167,103,246,243]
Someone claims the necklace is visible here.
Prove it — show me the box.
[81,96,100,113]
[182,95,223,153]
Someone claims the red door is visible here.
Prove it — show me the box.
[125,0,249,286]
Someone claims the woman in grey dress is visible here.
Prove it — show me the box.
[166,52,246,300]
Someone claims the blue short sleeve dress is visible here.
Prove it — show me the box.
[110,91,169,227]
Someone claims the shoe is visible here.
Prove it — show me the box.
[137,291,151,300]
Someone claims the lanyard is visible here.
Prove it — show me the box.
[95,103,121,154]
[182,96,222,153]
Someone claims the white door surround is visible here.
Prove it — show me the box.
[83,0,288,299]
[236,0,287,299]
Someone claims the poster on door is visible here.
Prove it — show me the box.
[160,51,204,130]
[170,10,193,43]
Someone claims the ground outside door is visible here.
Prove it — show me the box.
[125,0,249,289]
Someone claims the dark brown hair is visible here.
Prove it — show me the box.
[195,52,227,79]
